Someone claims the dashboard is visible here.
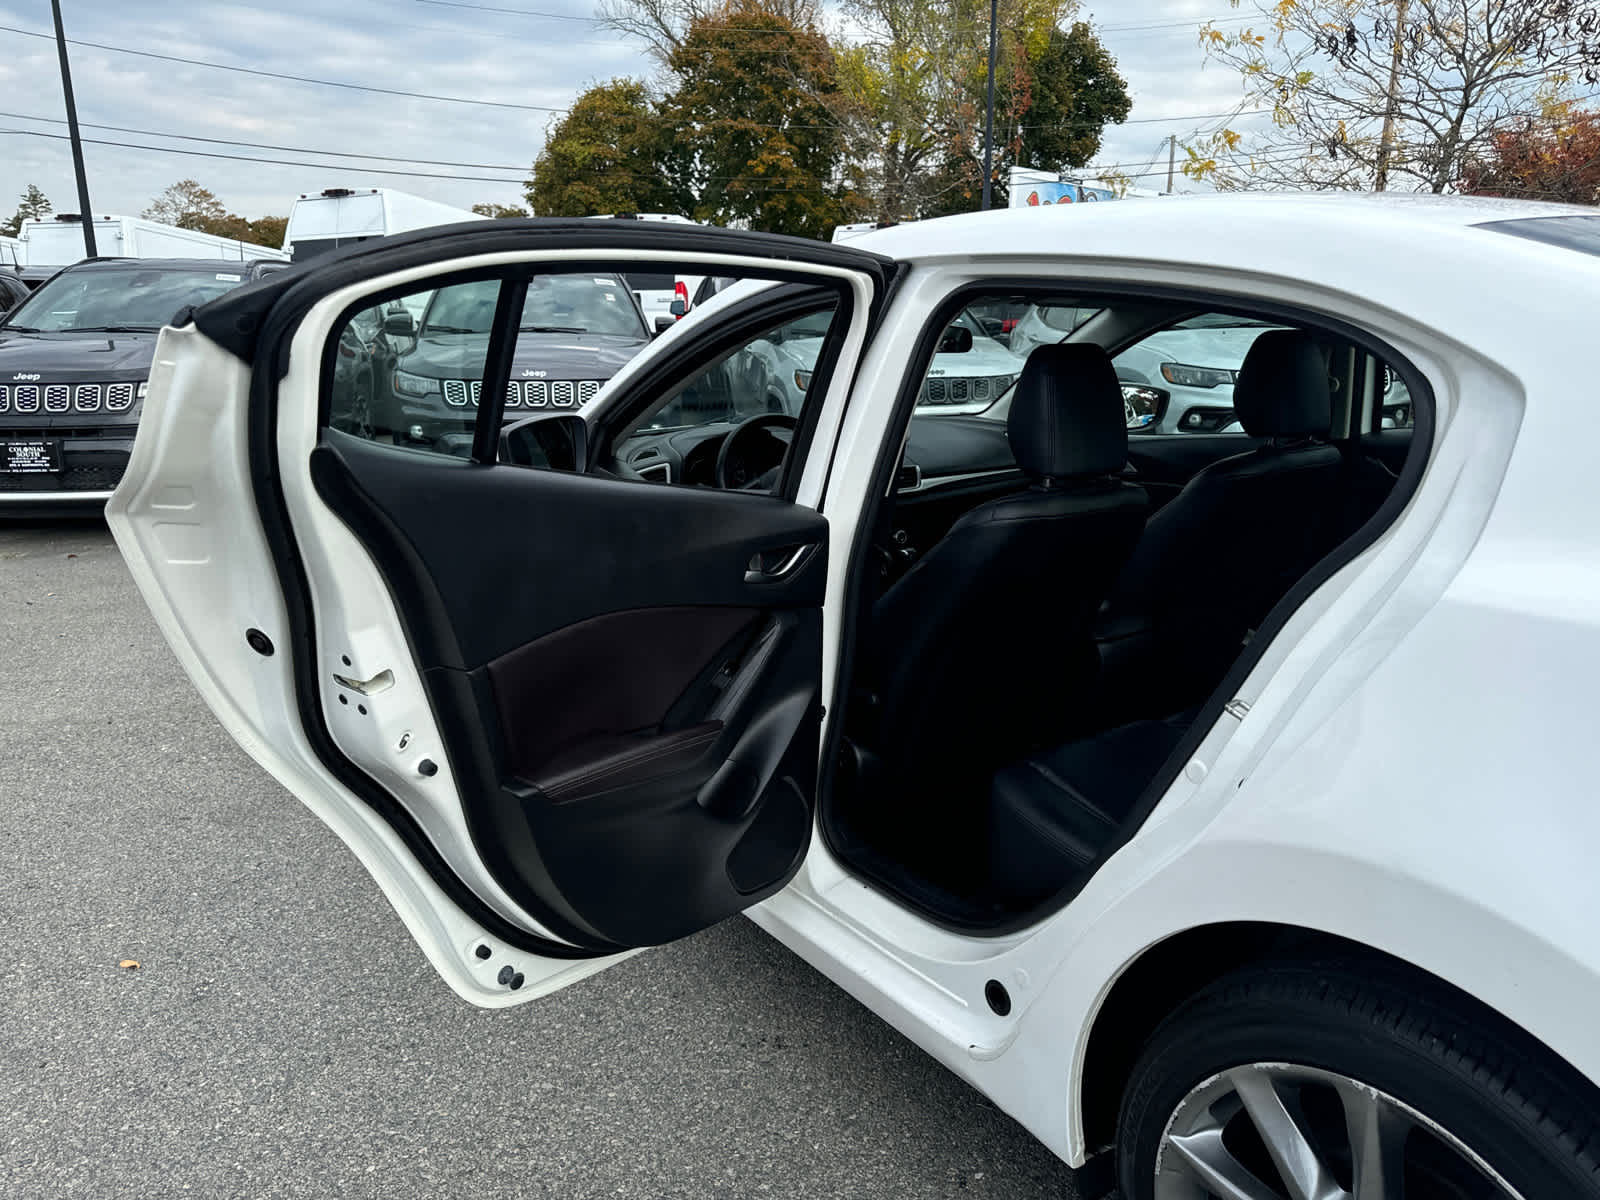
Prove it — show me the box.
[612,419,791,489]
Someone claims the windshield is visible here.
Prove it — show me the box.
[421,275,647,338]
[5,266,246,332]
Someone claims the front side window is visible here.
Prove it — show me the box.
[633,304,840,434]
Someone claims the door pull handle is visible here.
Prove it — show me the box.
[745,543,816,583]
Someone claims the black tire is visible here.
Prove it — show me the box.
[1116,957,1600,1200]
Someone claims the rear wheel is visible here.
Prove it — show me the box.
[1116,958,1600,1199]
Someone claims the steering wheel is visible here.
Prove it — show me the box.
[715,413,797,491]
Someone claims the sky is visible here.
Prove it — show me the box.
[0,0,1272,227]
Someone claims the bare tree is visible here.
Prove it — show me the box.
[1186,0,1600,193]
[598,0,819,66]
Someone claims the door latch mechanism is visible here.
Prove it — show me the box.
[332,669,396,697]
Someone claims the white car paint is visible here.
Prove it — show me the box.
[107,194,1600,1172]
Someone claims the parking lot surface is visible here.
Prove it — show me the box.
[0,519,1084,1199]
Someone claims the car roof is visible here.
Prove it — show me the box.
[851,192,1594,262]
[849,193,1600,356]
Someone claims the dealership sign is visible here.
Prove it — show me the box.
[1012,180,1118,206]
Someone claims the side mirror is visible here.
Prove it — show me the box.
[383,311,416,337]
[1120,384,1169,430]
[938,325,973,354]
[669,298,687,317]
[499,412,588,472]
[653,315,675,336]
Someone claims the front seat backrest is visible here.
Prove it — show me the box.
[1103,328,1346,710]
[860,343,1149,793]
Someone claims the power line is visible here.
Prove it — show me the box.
[1096,13,1251,33]
[415,0,599,20]
[0,128,528,184]
[0,22,570,113]
[0,109,535,172]
[0,99,1277,176]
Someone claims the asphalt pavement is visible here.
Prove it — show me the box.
[0,518,1085,1199]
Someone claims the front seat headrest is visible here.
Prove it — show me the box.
[1232,329,1331,439]
[1007,343,1128,483]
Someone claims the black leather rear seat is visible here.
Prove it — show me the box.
[986,713,1192,907]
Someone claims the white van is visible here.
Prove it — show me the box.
[20,214,291,268]
[285,188,485,262]
[831,221,900,244]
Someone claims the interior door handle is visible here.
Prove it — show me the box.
[745,543,817,584]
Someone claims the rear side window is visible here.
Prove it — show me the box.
[1117,314,1291,435]
[322,264,856,497]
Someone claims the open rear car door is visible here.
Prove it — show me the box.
[107,222,893,1006]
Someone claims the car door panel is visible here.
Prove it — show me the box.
[308,424,830,949]
[309,431,827,669]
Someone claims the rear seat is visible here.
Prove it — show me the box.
[985,713,1192,907]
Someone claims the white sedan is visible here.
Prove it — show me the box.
[109,194,1600,1199]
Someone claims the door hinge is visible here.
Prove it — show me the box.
[1223,698,1251,720]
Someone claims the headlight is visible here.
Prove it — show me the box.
[1160,362,1234,389]
[793,369,813,391]
[392,369,440,398]
[136,381,149,399]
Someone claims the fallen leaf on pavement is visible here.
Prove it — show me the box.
[119,959,140,970]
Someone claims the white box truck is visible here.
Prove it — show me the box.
[285,187,485,262]
[0,234,24,268]
[19,213,291,268]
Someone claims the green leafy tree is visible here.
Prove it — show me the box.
[2,184,52,238]
[1015,23,1131,175]
[918,19,1131,215]
[528,80,685,216]
[1188,0,1600,192]
[658,1,860,236]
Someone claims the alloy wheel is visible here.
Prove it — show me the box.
[1155,1062,1525,1200]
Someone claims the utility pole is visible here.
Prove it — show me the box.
[51,0,97,257]
[1374,0,1410,192]
[980,0,999,210]
[1166,134,1177,194]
